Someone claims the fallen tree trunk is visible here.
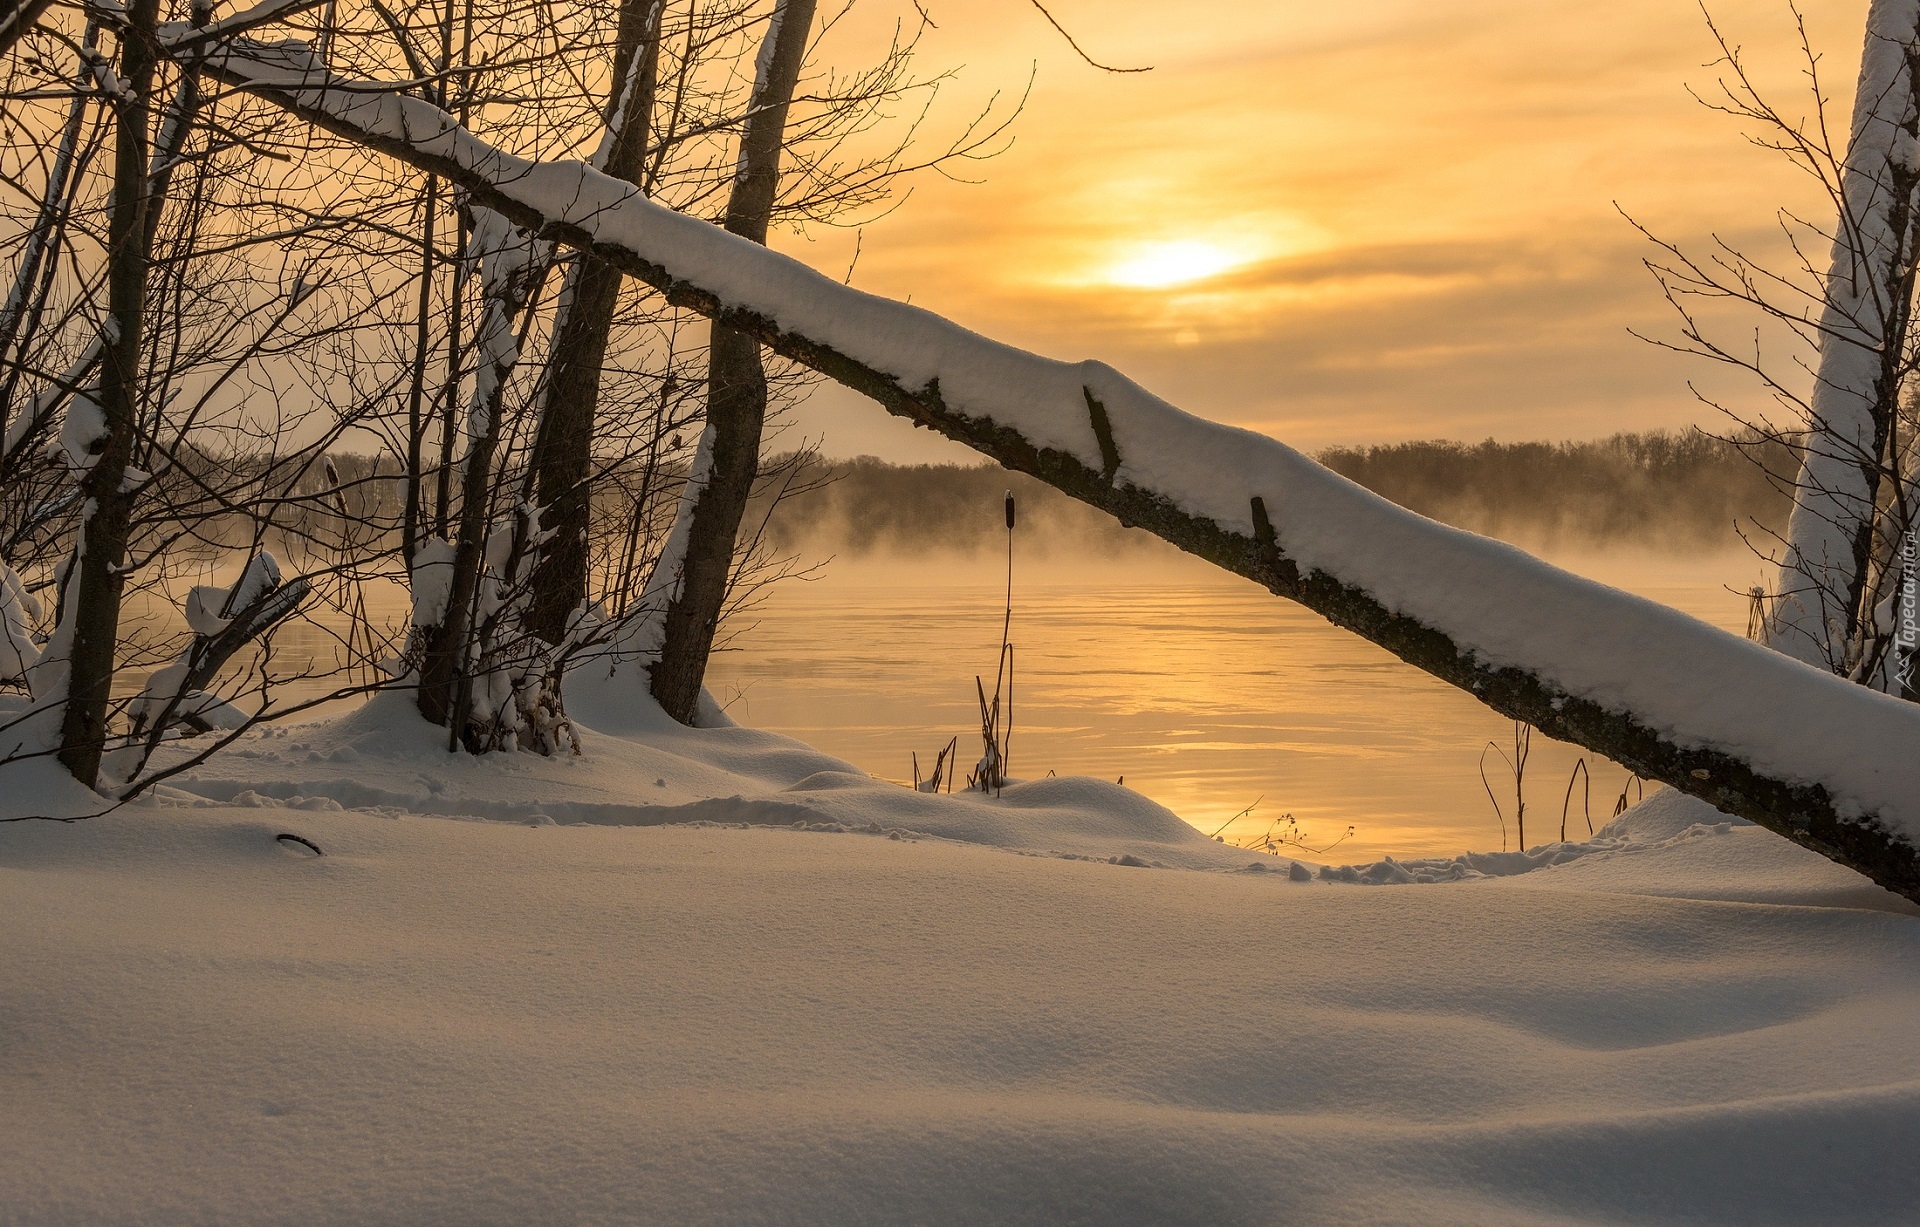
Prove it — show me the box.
[194,37,1920,902]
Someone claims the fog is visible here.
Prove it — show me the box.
[757,430,1790,564]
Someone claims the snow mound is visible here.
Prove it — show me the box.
[1598,785,1755,842]
[142,690,1267,872]
[4,696,1920,1220]
[0,737,112,820]
[1316,789,1745,886]
[1511,789,1918,912]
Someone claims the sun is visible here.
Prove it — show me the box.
[1104,239,1248,289]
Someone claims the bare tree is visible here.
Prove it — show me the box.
[1770,0,1920,681]
[1634,2,1920,692]
[647,0,814,723]
[0,0,440,785]
[367,0,1019,740]
[53,0,164,785]
[522,0,663,647]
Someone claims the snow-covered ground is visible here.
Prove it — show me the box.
[3,694,1918,1224]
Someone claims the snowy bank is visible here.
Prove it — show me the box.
[3,703,1918,1223]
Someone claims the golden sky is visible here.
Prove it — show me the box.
[776,0,1870,462]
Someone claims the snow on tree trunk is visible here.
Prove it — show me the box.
[0,562,42,685]
[416,207,547,732]
[578,417,714,703]
[128,552,282,735]
[197,35,1920,902]
[120,550,306,785]
[1772,0,1920,679]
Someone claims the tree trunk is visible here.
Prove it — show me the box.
[401,175,435,572]
[1771,0,1920,680]
[523,0,662,645]
[416,212,544,731]
[56,0,159,786]
[648,0,813,723]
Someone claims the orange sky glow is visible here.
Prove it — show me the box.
[775,0,1871,462]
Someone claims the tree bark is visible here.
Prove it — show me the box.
[57,0,159,786]
[648,0,813,723]
[401,176,435,572]
[523,0,662,645]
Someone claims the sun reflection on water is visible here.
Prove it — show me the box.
[706,548,1755,864]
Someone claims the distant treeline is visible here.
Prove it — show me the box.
[1317,431,1793,551]
[761,431,1793,558]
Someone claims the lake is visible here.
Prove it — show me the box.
[704,546,1767,863]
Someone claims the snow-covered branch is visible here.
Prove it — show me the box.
[196,37,1920,901]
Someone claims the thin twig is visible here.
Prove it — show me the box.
[1025,0,1151,73]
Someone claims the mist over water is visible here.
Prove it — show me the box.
[757,432,1788,563]
[723,441,1780,860]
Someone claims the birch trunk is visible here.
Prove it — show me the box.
[1772,0,1920,679]
[416,210,545,731]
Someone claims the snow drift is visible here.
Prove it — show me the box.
[2,697,1916,1224]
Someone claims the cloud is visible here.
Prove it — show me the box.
[783,0,1861,455]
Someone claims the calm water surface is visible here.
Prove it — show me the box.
[705,547,1766,862]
